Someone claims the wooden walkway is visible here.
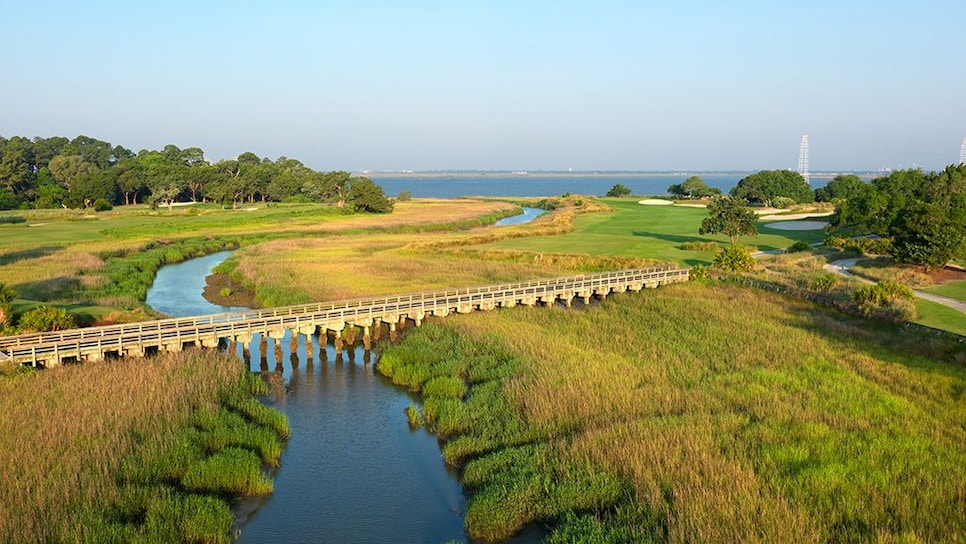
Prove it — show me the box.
[0,266,690,367]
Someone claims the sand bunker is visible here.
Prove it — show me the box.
[762,220,828,231]
[637,199,674,206]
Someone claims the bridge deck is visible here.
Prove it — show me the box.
[0,266,689,366]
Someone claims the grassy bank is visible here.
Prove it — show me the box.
[379,282,966,542]
[484,199,827,265]
[0,351,289,543]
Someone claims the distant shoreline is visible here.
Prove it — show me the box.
[361,171,868,180]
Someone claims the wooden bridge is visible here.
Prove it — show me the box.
[0,266,690,368]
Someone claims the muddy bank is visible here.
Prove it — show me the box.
[202,272,260,308]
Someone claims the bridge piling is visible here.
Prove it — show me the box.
[334,329,344,354]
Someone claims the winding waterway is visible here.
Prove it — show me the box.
[146,252,545,543]
[494,206,546,226]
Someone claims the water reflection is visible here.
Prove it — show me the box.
[235,329,470,544]
[147,253,545,543]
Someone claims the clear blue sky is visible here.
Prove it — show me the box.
[2,1,964,172]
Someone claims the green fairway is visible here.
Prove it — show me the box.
[0,204,341,248]
[484,199,827,265]
[920,280,966,302]
[916,299,966,336]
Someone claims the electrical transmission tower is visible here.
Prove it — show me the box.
[960,137,966,164]
[798,134,810,184]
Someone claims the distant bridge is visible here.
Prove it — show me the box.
[0,266,690,368]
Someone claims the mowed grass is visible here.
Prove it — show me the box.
[916,299,966,336]
[920,279,966,301]
[484,199,827,265]
[0,351,289,543]
[380,282,966,542]
[0,199,517,248]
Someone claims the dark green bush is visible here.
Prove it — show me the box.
[93,199,113,212]
[787,240,811,253]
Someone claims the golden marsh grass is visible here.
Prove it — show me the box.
[386,282,966,541]
[0,351,253,542]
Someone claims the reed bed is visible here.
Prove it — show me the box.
[0,351,288,543]
[380,282,966,542]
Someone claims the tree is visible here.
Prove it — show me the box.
[34,168,68,208]
[347,177,393,213]
[698,196,758,245]
[312,171,351,207]
[0,136,35,201]
[890,202,965,271]
[48,155,95,192]
[605,183,631,197]
[148,171,186,211]
[814,174,869,203]
[681,175,721,198]
[32,136,70,169]
[730,169,813,204]
[69,135,114,168]
[69,169,118,208]
[830,165,966,269]
[266,158,310,201]
[116,160,146,205]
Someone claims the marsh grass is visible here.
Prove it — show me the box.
[0,199,518,318]
[0,351,289,543]
[381,282,966,542]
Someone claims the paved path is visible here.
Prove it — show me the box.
[824,259,966,315]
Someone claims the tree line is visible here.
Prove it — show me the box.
[0,134,393,213]
[692,165,965,270]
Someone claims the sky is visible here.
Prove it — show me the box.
[2,1,965,172]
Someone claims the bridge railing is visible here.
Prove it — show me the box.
[0,266,689,356]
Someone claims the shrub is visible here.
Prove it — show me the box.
[219,287,232,298]
[0,215,26,225]
[712,245,756,272]
[808,273,838,292]
[396,190,412,202]
[689,264,709,281]
[851,280,917,322]
[679,241,718,251]
[825,235,890,256]
[93,199,113,212]
[605,184,631,197]
[17,305,77,333]
[770,196,797,209]
[787,240,811,253]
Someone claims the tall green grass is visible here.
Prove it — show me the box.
[381,282,966,542]
[0,351,289,543]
